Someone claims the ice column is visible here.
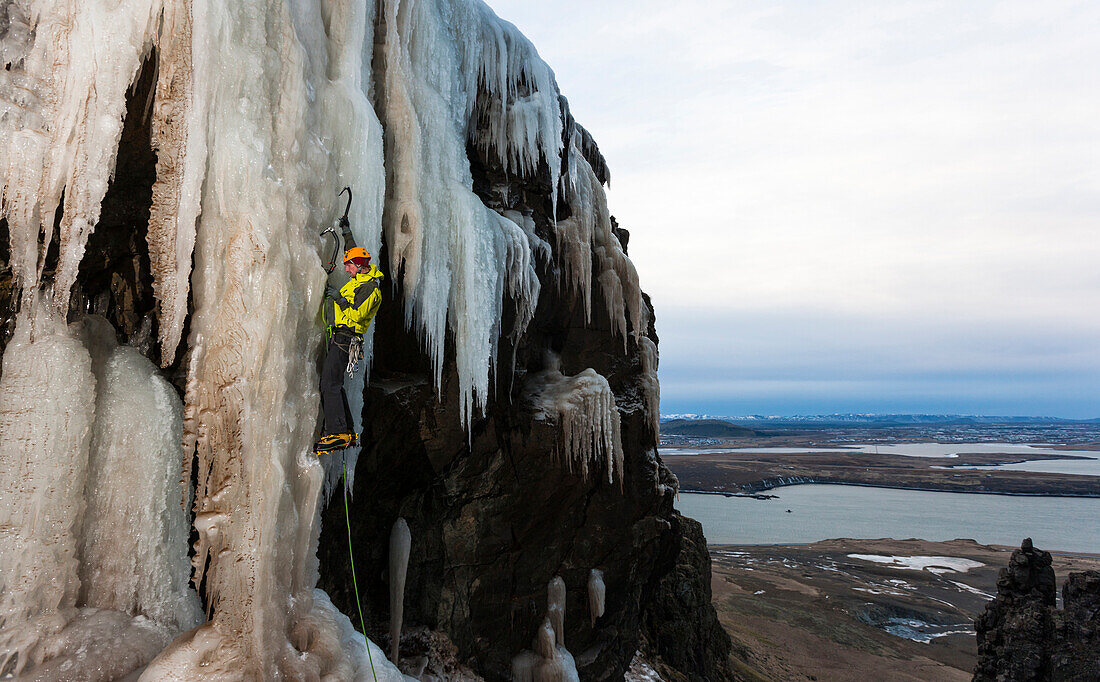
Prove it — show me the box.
[0,302,95,674]
[510,577,581,682]
[77,316,203,631]
[389,517,412,664]
[152,0,390,676]
[587,569,605,627]
[547,576,566,647]
[0,0,164,311]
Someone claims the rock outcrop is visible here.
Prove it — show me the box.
[974,538,1100,681]
[640,513,736,681]
[1051,571,1100,681]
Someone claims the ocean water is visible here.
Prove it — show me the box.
[679,485,1100,553]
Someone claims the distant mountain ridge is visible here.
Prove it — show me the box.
[662,413,1100,425]
[661,419,758,437]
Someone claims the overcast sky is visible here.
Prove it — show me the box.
[490,0,1100,418]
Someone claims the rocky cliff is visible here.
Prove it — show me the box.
[315,103,735,680]
[974,538,1100,681]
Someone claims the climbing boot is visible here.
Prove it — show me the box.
[313,432,358,454]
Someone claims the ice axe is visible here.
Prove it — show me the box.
[319,187,353,274]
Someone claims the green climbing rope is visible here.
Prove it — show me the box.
[343,452,379,682]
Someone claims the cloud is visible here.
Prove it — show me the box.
[656,307,1100,417]
[490,0,1100,416]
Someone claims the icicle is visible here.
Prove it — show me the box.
[504,209,551,265]
[147,0,203,367]
[555,129,642,349]
[638,336,661,439]
[597,267,627,348]
[547,576,566,648]
[527,355,625,487]
[0,0,165,311]
[587,569,605,627]
[374,0,555,428]
[389,517,411,664]
[497,212,541,345]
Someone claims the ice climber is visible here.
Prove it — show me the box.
[314,246,383,454]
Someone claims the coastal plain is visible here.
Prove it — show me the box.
[711,538,1100,681]
[660,422,1100,679]
[661,423,1100,497]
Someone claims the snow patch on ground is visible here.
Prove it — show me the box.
[949,580,995,598]
[847,554,985,573]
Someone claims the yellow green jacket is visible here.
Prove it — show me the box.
[331,265,383,335]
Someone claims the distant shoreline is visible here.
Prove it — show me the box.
[661,424,1100,499]
[680,481,1100,499]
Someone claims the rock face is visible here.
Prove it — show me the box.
[1051,571,1100,681]
[640,514,735,681]
[974,538,1100,681]
[316,111,734,680]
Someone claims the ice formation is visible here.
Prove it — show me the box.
[0,300,97,673]
[0,1,163,313]
[511,579,580,682]
[587,569,606,627]
[528,355,625,486]
[638,336,661,438]
[0,304,202,679]
[557,130,644,351]
[1,0,641,676]
[77,315,203,631]
[547,576,566,647]
[374,0,550,427]
[145,0,202,366]
[389,517,412,664]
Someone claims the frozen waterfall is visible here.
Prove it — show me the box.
[0,0,641,677]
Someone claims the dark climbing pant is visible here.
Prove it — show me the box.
[321,330,356,435]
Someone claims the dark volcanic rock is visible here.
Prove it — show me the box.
[1052,571,1100,681]
[974,538,1056,681]
[640,513,736,681]
[974,539,1100,682]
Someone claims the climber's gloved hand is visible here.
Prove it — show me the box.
[325,284,341,301]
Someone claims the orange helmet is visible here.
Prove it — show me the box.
[344,247,371,265]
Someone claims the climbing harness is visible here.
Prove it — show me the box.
[342,452,379,681]
[346,335,363,376]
